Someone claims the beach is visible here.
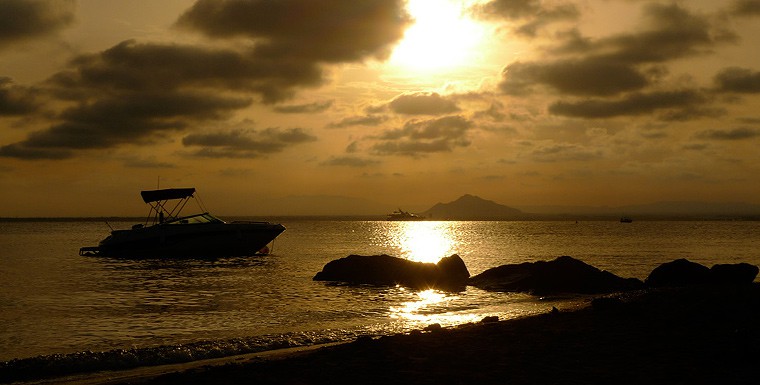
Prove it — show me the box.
[104,283,759,385]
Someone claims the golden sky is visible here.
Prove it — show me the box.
[1,0,760,216]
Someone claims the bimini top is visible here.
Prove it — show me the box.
[140,188,196,203]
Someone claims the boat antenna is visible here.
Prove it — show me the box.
[157,176,160,189]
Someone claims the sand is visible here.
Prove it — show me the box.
[92,283,760,385]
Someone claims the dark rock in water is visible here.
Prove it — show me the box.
[709,263,759,285]
[645,259,710,287]
[468,256,644,295]
[646,259,758,287]
[313,254,470,290]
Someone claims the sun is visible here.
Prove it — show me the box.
[390,0,487,72]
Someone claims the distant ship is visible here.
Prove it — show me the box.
[386,209,424,221]
[620,216,633,223]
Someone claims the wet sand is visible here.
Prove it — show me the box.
[112,284,759,385]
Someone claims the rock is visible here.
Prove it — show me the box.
[313,254,470,290]
[645,259,710,287]
[709,263,758,285]
[468,256,644,295]
[645,260,758,287]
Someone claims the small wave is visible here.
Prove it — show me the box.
[0,330,359,383]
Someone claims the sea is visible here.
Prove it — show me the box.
[1,218,759,378]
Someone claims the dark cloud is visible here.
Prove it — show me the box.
[15,92,249,153]
[500,3,734,99]
[49,40,324,103]
[0,0,75,49]
[501,59,648,97]
[473,102,507,122]
[0,78,39,116]
[182,127,316,158]
[1,38,332,159]
[321,156,380,167]
[0,143,70,160]
[695,127,760,141]
[731,0,760,16]
[473,0,579,37]
[176,0,410,63]
[590,3,734,64]
[714,67,760,93]
[388,92,459,115]
[548,90,707,119]
[273,100,333,114]
[327,115,388,129]
[2,0,411,161]
[371,115,472,157]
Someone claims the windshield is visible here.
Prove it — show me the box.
[163,213,224,225]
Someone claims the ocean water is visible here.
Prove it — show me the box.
[1,219,759,377]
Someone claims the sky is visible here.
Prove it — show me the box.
[1,0,760,216]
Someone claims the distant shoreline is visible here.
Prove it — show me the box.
[3,215,760,222]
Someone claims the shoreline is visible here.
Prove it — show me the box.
[43,284,760,385]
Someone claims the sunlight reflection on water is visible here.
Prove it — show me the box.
[379,221,460,263]
[389,288,483,327]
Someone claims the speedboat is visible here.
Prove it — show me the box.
[80,188,285,258]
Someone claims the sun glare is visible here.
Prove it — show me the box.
[390,289,483,326]
[390,0,487,72]
[395,222,457,263]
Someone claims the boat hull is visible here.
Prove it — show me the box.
[90,222,285,258]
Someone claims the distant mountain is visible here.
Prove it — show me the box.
[421,194,524,220]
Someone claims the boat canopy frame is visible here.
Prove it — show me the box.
[140,188,200,225]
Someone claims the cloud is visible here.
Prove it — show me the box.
[0,0,75,49]
[321,156,380,167]
[500,59,648,97]
[473,0,579,37]
[1,39,331,159]
[182,127,317,158]
[273,100,333,114]
[529,143,603,163]
[2,0,411,161]
[327,115,388,129]
[695,127,760,140]
[587,3,735,63]
[176,0,410,63]
[0,143,70,160]
[0,78,39,116]
[371,115,472,157]
[714,67,760,93]
[548,90,708,119]
[17,91,249,151]
[388,92,460,115]
[49,40,324,103]
[500,3,735,99]
[731,0,760,16]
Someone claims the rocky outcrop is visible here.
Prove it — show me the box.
[646,259,758,287]
[313,254,470,290]
[468,256,644,295]
[710,263,759,284]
